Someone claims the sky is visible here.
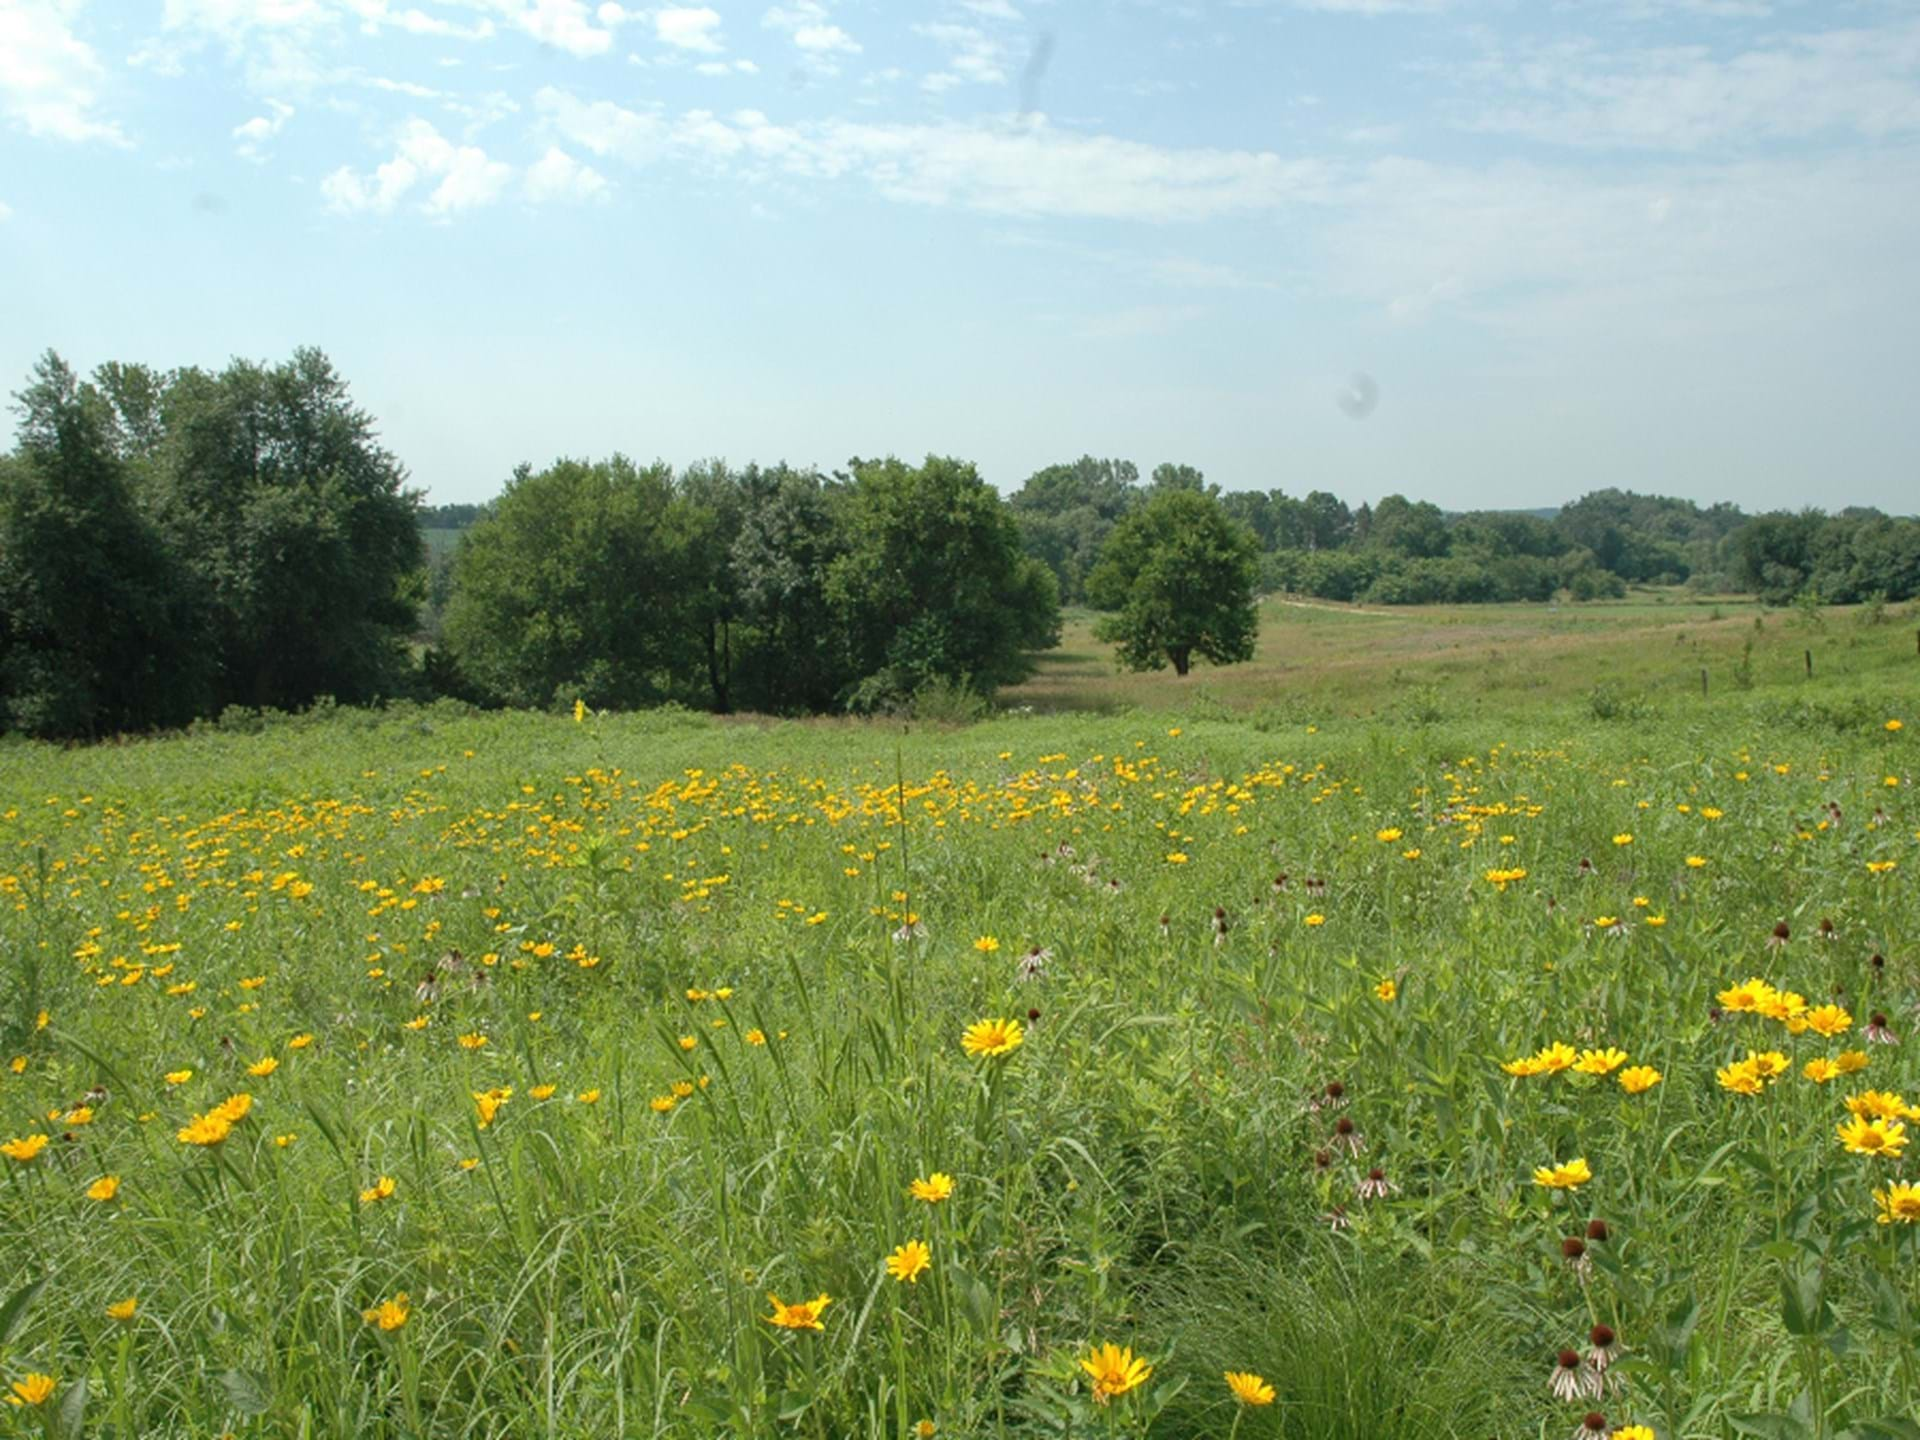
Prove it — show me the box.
[2,1,1918,511]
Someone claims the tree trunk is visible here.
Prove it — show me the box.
[1170,647,1191,676]
[705,620,732,714]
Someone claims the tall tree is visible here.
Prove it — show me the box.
[827,455,1059,706]
[0,353,203,736]
[1086,488,1260,676]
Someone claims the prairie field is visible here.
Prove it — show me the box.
[2,601,1918,1439]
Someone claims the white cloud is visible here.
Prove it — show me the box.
[0,0,127,144]
[323,117,512,216]
[507,0,621,56]
[233,99,294,159]
[694,57,758,75]
[524,144,609,200]
[916,22,1006,92]
[764,2,859,59]
[655,5,723,51]
[533,89,1332,219]
[1455,20,1920,151]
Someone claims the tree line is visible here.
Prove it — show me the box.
[5,347,1918,739]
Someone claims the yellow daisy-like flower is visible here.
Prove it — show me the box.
[909,1172,955,1203]
[164,1068,193,1085]
[765,1293,831,1331]
[972,936,1000,953]
[1874,1181,1920,1224]
[472,1087,511,1128]
[1837,1114,1908,1158]
[362,1293,410,1331]
[577,1088,601,1105]
[1717,978,1772,1014]
[1532,1157,1593,1189]
[86,1175,120,1202]
[1803,1058,1841,1084]
[885,1239,931,1284]
[1613,1428,1655,1440]
[1080,1343,1152,1404]
[650,1095,676,1113]
[1845,1090,1910,1122]
[1804,1004,1852,1038]
[106,1297,138,1322]
[1716,1060,1765,1096]
[1224,1371,1275,1406]
[1375,828,1402,843]
[961,1017,1024,1058]
[1501,1055,1543,1077]
[7,1373,56,1407]
[530,1084,557,1101]
[360,1175,397,1205]
[247,1056,279,1077]
[177,1112,232,1147]
[1374,979,1397,1003]
[1573,1047,1629,1075]
[1617,1065,1662,1094]
[2,1134,49,1164]
[1836,1049,1870,1074]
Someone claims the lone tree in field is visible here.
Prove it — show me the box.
[1087,487,1260,676]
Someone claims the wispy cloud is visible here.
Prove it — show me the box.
[322,117,513,215]
[0,0,128,144]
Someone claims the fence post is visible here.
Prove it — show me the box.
[1805,649,1813,679]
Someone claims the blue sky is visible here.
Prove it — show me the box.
[3,0,1918,510]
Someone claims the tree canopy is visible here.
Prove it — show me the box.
[1087,488,1260,676]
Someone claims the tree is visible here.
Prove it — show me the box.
[1086,488,1260,676]
[0,353,203,736]
[1009,456,1140,605]
[440,456,701,708]
[146,348,422,711]
[826,455,1059,707]
[728,464,847,713]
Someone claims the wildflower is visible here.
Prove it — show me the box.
[745,1028,767,1045]
[1716,1060,1764,1096]
[910,1172,954,1203]
[248,1056,279,1077]
[765,1293,831,1331]
[961,1017,1024,1058]
[577,1088,601,1104]
[1534,1157,1593,1190]
[1550,1349,1599,1402]
[87,1175,120,1202]
[1804,1058,1841,1083]
[1586,1218,1610,1242]
[1357,1166,1396,1200]
[678,1035,698,1052]
[7,1374,56,1407]
[1332,1114,1364,1155]
[1561,1236,1593,1279]
[1685,855,1707,868]
[1574,1047,1629,1076]
[1847,1089,1911,1121]
[1890,719,1905,732]
[1837,1114,1908,1158]
[164,1068,193,1085]
[457,1032,488,1050]
[1224,1371,1275,1406]
[530,1084,557,1100]
[1613,1428,1656,1440]
[1017,946,1051,981]
[1873,1180,1920,1224]
[1374,978,1397,1003]
[1617,1065,1661,1094]
[176,1112,232,1147]
[1866,1013,1898,1045]
[360,1176,397,1204]
[1767,921,1790,950]
[973,936,1000,953]
[1747,1050,1789,1079]
[289,1034,313,1049]
[1304,912,1326,927]
[916,1422,937,1437]
[1587,1323,1619,1372]
[1534,1042,1579,1074]
[1080,1344,1151,1404]
[1375,827,1402,843]
[1573,1417,1609,1440]
[885,1240,931,1284]
[106,1297,137,1321]
[1804,1004,1851,1038]
[1320,1079,1348,1108]
[2,1134,49,1164]
[473,1087,511,1128]
[362,1293,410,1331]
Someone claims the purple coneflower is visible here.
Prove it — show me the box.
[1356,1167,1395,1200]
[1586,1324,1619,1372]
[1767,921,1791,950]
[1332,1114,1364,1156]
[1867,1011,1898,1044]
[1550,1351,1598,1403]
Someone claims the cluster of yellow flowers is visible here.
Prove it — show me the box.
[1501,1043,1661,1093]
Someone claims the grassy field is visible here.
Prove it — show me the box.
[1,602,1918,1438]
[1006,592,1920,722]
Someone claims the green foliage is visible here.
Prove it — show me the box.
[1087,488,1259,676]
[441,455,699,710]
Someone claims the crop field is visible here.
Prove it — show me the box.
[2,604,1918,1438]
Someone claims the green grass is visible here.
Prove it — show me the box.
[1,612,1917,1437]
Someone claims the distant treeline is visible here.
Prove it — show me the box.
[6,347,1919,739]
[1005,459,1920,607]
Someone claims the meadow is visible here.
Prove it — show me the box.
[2,598,1918,1439]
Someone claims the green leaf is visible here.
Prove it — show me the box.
[1730,1412,1814,1440]
[1836,1421,1920,1440]
[217,1368,272,1417]
[52,1374,87,1440]
[0,1272,47,1345]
